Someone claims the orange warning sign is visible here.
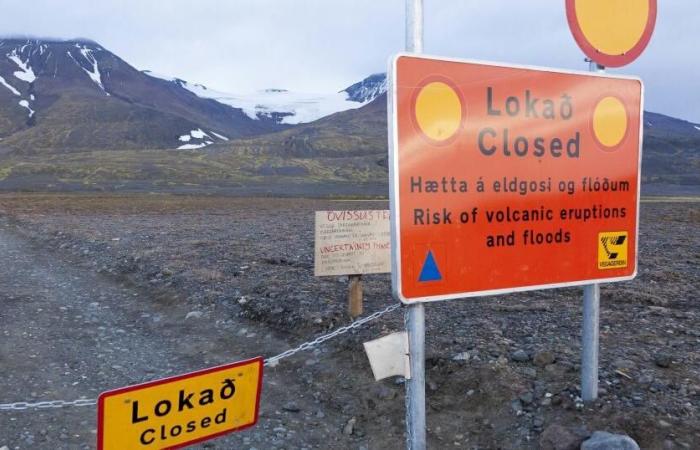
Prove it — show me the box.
[389,54,642,303]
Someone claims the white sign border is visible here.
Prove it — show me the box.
[388,53,644,305]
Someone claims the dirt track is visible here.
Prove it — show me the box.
[0,194,698,449]
[0,215,403,449]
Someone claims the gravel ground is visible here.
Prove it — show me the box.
[0,194,698,449]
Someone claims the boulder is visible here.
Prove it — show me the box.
[581,431,640,450]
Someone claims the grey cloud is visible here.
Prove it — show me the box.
[0,0,697,121]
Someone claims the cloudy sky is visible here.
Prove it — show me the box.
[1,0,698,121]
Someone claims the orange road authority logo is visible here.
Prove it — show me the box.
[98,357,263,450]
[598,231,628,269]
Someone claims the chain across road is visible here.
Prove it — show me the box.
[0,303,402,411]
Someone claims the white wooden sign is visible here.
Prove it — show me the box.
[314,210,391,276]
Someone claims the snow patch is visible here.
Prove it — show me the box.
[178,129,210,141]
[147,70,377,124]
[0,75,20,96]
[7,51,36,83]
[18,99,34,117]
[177,143,208,150]
[77,46,108,95]
[177,129,220,149]
[694,125,700,131]
[190,128,209,139]
[210,131,229,141]
[180,82,370,124]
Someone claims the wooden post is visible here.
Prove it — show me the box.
[348,274,363,318]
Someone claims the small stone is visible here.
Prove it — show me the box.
[523,367,538,377]
[373,385,397,400]
[511,350,530,362]
[539,424,588,450]
[185,311,204,320]
[511,399,523,414]
[1,446,9,450]
[658,420,672,428]
[637,374,654,385]
[343,417,356,435]
[614,359,636,370]
[581,431,640,450]
[534,350,556,367]
[654,353,672,368]
[282,401,300,413]
[452,352,470,361]
[519,391,534,405]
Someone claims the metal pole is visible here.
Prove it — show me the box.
[405,2,426,448]
[405,304,426,449]
[406,0,423,53]
[581,283,599,401]
[582,60,603,403]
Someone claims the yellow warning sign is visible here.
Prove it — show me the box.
[598,231,628,269]
[98,358,263,450]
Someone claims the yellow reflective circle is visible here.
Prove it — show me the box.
[414,81,462,142]
[593,97,628,148]
[574,0,649,55]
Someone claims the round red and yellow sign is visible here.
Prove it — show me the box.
[566,0,657,67]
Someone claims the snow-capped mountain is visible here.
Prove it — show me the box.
[343,73,387,103]
[143,71,388,125]
[0,38,284,151]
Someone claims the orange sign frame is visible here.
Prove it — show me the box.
[389,54,643,304]
[566,0,657,67]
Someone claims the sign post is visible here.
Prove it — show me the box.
[581,59,604,403]
[390,1,653,443]
[566,0,657,402]
[389,53,643,444]
[582,282,600,401]
[313,210,391,318]
[348,274,363,317]
[403,1,426,449]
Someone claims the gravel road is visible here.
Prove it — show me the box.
[0,195,698,449]
[0,220,396,449]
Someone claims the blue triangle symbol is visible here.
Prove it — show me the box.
[418,250,442,282]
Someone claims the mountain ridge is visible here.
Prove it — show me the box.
[0,38,285,152]
[0,38,697,195]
